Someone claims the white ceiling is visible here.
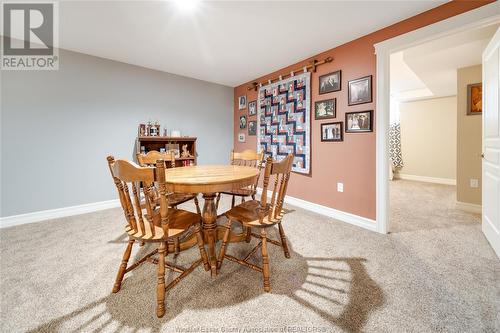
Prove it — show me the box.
[390,24,499,102]
[34,0,449,87]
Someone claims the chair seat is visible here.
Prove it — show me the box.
[225,200,283,227]
[126,208,200,240]
[220,188,255,197]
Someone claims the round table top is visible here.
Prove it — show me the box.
[165,165,260,193]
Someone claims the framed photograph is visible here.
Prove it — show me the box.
[238,95,247,110]
[467,83,482,115]
[321,122,343,142]
[319,70,341,94]
[345,110,373,133]
[238,133,246,143]
[248,100,257,116]
[348,75,372,106]
[239,115,247,129]
[138,124,146,136]
[165,143,180,158]
[248,120,257,136]
[314,99,336,120]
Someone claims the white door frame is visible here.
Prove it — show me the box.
[374,3,500,234]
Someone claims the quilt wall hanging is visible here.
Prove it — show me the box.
[257,72,311,174]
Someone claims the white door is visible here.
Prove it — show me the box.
[482,27,500,259]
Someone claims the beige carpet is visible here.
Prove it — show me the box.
[1,180,499,332]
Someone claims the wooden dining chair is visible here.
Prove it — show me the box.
[217,154,293,292]
[137,151,201,215]
[215,149,264,210]
[106,156,209,318]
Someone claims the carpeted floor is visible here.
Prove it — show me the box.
[1,180,499,332]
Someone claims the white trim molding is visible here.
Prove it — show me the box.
[456,201,482,214]
[396,174,456,186]
[256,188,377,232]
[0,199,120,229]
[374,3,500,234]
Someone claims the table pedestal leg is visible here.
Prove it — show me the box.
[202,193,218,276]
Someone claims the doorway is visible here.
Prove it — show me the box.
[387,26,497,233]
[374,4,500,234]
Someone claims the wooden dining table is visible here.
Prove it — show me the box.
[165,165,260,276]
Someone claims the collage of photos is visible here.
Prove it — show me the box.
[316,70,373,142]
[239,69,373,147]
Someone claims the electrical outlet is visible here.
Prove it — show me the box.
[470,179,479,188]
[337,182,344,192]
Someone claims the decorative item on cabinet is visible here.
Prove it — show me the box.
[136,136,197,167]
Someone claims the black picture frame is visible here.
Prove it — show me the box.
[319,70,341,94]
[321,122,343,142]
[345,110,373,133]
[238,95,247,110]
[348,75,372,106]
[248,121,257,135]
[239,115,247,129]
[314,98,336,120]
[248,100,257,116]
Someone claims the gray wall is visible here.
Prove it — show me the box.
[1,48,233,217]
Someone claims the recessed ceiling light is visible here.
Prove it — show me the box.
[173,0,201,12]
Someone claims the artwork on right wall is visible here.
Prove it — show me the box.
[321,122,343,142]
[315,98,336,119]
[345,110,373,133]
[467,82,482,115]
[348,75,372,106]
[319,70,341,94]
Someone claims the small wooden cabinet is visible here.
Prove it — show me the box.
[136,136,197,167]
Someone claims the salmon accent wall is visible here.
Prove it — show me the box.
[233,0,495,220]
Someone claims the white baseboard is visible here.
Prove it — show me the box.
[456,201,482,214]
[0,199,121,229]
[1,191,379,233]
[256,188,377,232]
[396,173,456,186]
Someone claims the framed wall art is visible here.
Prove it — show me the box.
[238,95,247,110]
[321,122,343,142]
[248,120,257,135]
[348,75,372,106]
[248,100,257,116]
[467,83,482,115]
[319,70,341,94]
[315,99,336,120]
[257,72,311,174]
[239,115,247,129]
[345,110,373,133]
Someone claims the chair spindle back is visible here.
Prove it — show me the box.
[137,151,176,168]
[231,149,265,190]
[107,156,171,239]
[259,154,294,222]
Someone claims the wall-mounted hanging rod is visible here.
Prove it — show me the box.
[247,56,333,91]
